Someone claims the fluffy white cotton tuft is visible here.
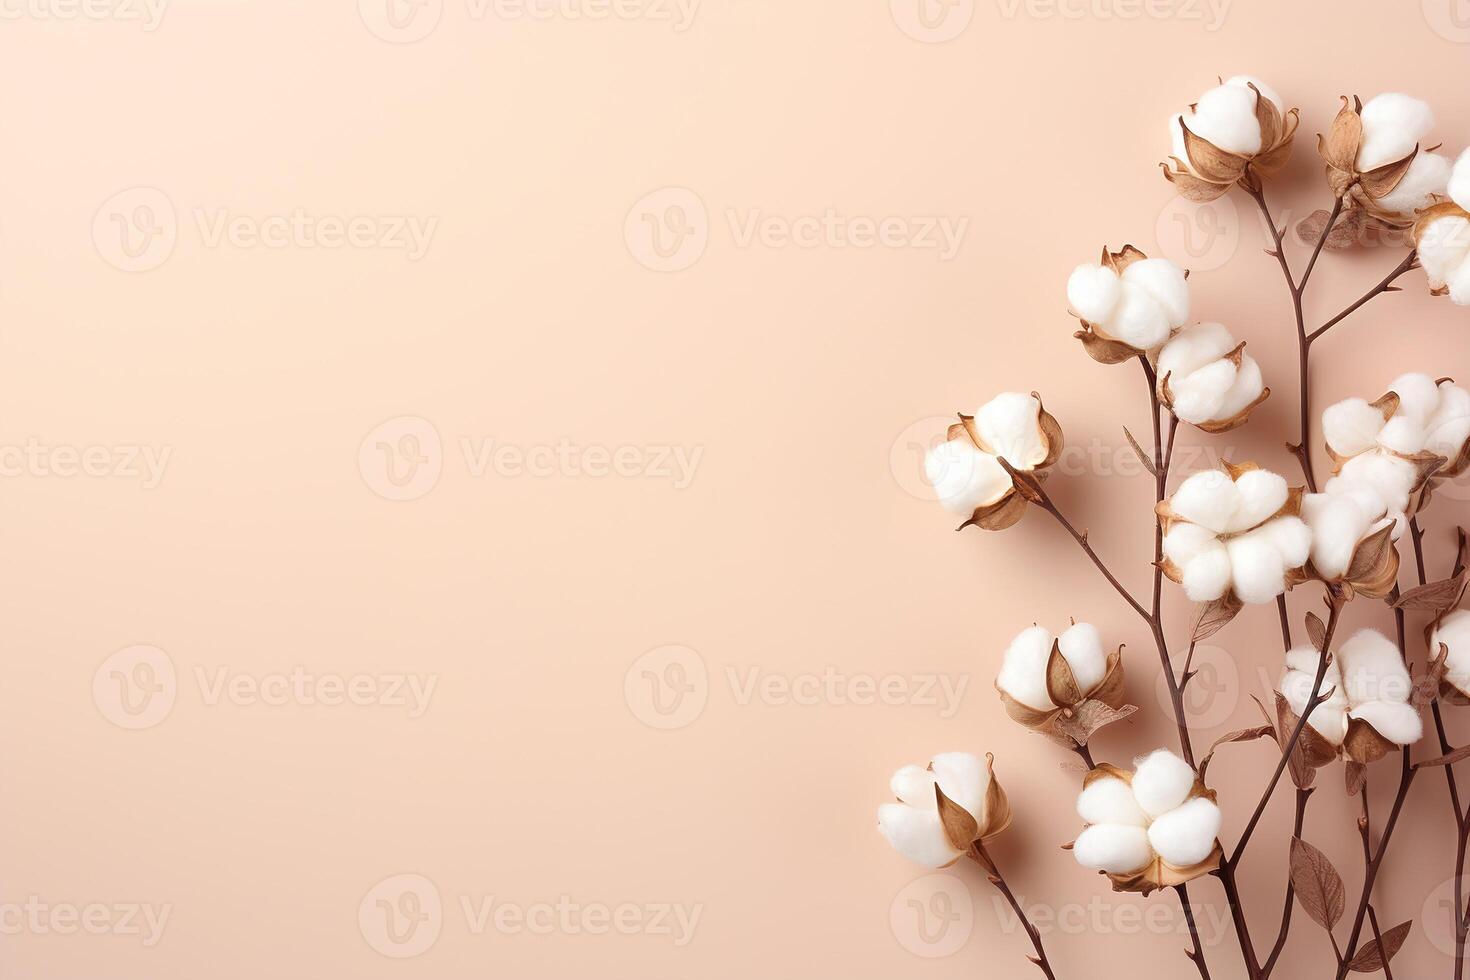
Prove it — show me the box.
[925,439,1011,516]
[1301,492,1382,580]
[1418,214,1470,291]
[1122,259,1190,328]
[1426,382,1470,460]
[1170,470,1238,534]
[930,752,990,823]
[1279,646,1348,745]
[1376,416,1428,455]
[1187,80,1265,156]
[1227,469,1289,532]
[1067,264,1121,324]
[1376,150,1452,215]
[1338,629,1413,706]
[1450,148,1470,210]
[997,625,1055,711]
[1350,701,1424,746]
[1225,526,1289,605]
[1109,281,1172,350]
[1057,622,1107,694]
[878,803,957,868]
[1146,797,1221,868]
[1130,749,1197,818]
[1451,260,1470,306]
[1323,398,1388,457]
[1358,93,1436,172]
[976,392,1047,470]
[1335,453,1417,518]
[1076,775,1148,828]
[1224,75,1281,112]
[1073,824,1153,874]
[1433,609,1470,697]
[1388,373,1442,425]
[1156,323,1264,425]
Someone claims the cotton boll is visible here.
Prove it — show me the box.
[1377,415,1428,455]
[1358,93,1435,172]
[930,752,990,823]
[1280,650,1348,744]
[1337,453,1417,516]
[1225,528,1288,604]
[1147,797,1221,868]
[1426,383,1470,460]
[1076,775,1148,828]
[1182,547,1233,602]
[997,625,1056,711]
[1170,359,1238,424]
[1108,281,1172,349]
[1388,372,1442,425]
[1375,150,1452,216]
[1350,701,1424,746]
[1226,469,1289,532]
[1163,521,1222,568]
[1338,630,1410,706]
[1156,322,1236,382]
[1057,622,1107,694]
[1323,398,1387,457]
[977,392,1047,470]
[1224,75,1281,112]
[1170,470,1239,533]
[1449,148,1470,211]
[1217,355,1265,419]
[1258,516,1312,569]
[891,765,940,809]
[878,804,959,868]
[1433,609,1470,696]
[1073,824,1154,874]
[1121,258,1190,328]
[1416,214,1470,289]
[1301,492,1373,580]
[1189,82,1265,156]
[1130,749,1197,818]
[925,440,1011,515]
[1067,264,1121,324]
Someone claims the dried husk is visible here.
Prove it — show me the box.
[1319,95,1438,231]
[932,753,1012,860]
[1161,83,1298,199]
[950,397,1065,532]
[1078,765,1223,896]
[997,646,1128,743]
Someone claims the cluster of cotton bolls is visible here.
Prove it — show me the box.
[1154,322,1267,431]
[1416,150,1470,304]
[997,622,1106,713]
[1352,93,1454,221]
[1073,750,1221,879]
[1277,629,1423,758]
[1159,465,1311,605]
[925,391,1058,523]
[877,752,1008,868]
[1066,252,1190,354]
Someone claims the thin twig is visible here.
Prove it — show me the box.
[1262,787,1314,977]
[1306,250,1419,346]
[971,843,1057,979]
[1177,884,1213,980]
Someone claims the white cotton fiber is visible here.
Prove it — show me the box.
[878,803,957,868]
[1426,383,1470,460]
[1225,527,1288,604]
[1130,749,1196,818]
[1279,646,1348,744]
[1336,453,1416,516]
[1388,372,1442,425]
[1223,75,1281,112]
[1217,355,1265,418]
[1258,516,1312,568]
[1157,322,1235,381]
[1417,214,1470,290]
[890,764,940,809]
[1450,148,1470,211]
[1323,398,1388,457]
[1350,701,1424,746]
[1076,775,1148,828]
[1170,470,1238,533]
[1434,610,1470,696]
[1108,281,1172,349]
[1067,264,1121,324]
[1181,547,1233,602]
[1170,359,1239,424]
[1376,415,1428,455]
[976,392,1046,470]
[1147,797,1221,868]
[997,625,1056,711]
[1338,629,1411,706]
[930,752,989,822]
[1073,824,1153,874]
[1189,82,1265,156]
[1301,492,1373,580]
[1358,93,1435,172]
[1451,261,1470,306]
[925,440,1010,515]
[1375,151,1452,216]
[1057,622,1106,694]
[1226,469,1289,532]
[1121,258,1190,328]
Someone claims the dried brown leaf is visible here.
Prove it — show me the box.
[1122,425,1158,478]
[1290,837,1345,931]
[1346,919,1411,972]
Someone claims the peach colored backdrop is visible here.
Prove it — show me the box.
[3,0,1470,977]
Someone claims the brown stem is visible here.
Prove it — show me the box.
[1073,741,1095,769]
[971,843,1058,980]
[1367,906,1394,980]
[1306,250,1420,346]
[1177,884,1213,980]
[1335,750,1417,979]
[1261,787,1314,977]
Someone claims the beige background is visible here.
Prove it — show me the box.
[3,0,1470,976]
